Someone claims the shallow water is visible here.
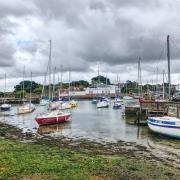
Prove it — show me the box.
[0,100,179,150]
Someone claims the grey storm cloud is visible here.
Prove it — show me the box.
[0,0,180,80]
[0,42,15,67]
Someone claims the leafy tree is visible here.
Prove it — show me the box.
[91,75,110,85]
[71,80,89,87]
[14,81,42,93]
[33,87,43,95]
[14,90,26,98]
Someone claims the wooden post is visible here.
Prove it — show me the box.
[177,105,179,118]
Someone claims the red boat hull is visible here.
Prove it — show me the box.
[35,114,71,126]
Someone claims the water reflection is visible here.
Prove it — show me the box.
[37,122,71,135]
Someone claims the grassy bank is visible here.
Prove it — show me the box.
[0,137,180,180]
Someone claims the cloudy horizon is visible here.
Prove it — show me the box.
[1,0,180,91]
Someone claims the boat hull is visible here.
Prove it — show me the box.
[18,104,36,114]
[97,101,109,108]
[0,104,11,111]
[18,108,35,114]
[36,114,71,126]
[147,118,180,139]
[0,107,11,111]
[113,105,121,109]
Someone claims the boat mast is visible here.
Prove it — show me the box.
[60,65,63,97]
[97,63,100,96]
[48,40,52,101]
[138,57,142,97]
[30,72,32,105]
[138,58,140,97]
[22,66,25,104]
[4,73,6,102]
[52,67,56,100]
[105,74,107,97]
[167,35,171,99]
[41,72,46,98]
[163,70,165,100]
[69,70,71,101]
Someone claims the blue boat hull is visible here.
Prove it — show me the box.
[0,107,11,111]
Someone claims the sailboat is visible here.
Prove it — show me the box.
[97,75,110,108]
[35,110,71,126]
[147,35,180,138]
[113,75,123,109]
[18,71,36,114]
[0,73,11,111]
[58,71,77,110]
[92,63,100,104]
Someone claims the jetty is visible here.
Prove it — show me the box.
[125,100,180,125]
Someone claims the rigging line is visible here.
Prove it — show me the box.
[158,40,166,62]
[156,40,167,70]
[152,40,166,85]
[170,38,180,53]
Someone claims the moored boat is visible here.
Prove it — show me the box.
[97,98,109,108]
[69,100,78,108]
[113,97,122,109]
[48,101,61,110]
[92,98,98,104]
[0,103,11,111]
[113,102,121,109]
[123,96,134,100]
[18,103,35,114]
[35,110,71,126]
[40,99,49,106]
[147,116,180,138]
[58,102,71,110]
[1,73,11,112]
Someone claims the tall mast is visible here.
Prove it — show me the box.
[48,40,52,101]
[105,74,107,96]
[156,67,159,93]
[52,67,56,100]
[138,57,142,97]
[60,65,63,95]
[138,58,140,97]
[22,66,25,104]
[163,70,165,100]
[69,70,71,101]
[97,63,100,95]
[4,73,6,100]
[30,72,32,104]
[167,35,171,99]
[41,72,47,98]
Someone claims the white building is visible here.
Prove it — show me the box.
[59,85,120,97]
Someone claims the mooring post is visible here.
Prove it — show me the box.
[138,103,142,125]
[177,105,179,118]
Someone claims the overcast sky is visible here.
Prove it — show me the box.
[1,0,180,91]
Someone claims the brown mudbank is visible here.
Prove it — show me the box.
[0,122,180,171]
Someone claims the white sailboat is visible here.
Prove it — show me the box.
[147,35,180,138]
[147,116,180,138]
[97,75,110,108]
[97,98,109,108]
[18,71,36,114]
[0,73,11,111]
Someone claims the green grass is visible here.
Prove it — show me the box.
[0,138,179,180]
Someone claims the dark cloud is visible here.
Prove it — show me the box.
[0,1,34,17]
[0,0,180,85]
[0,42,15,67]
